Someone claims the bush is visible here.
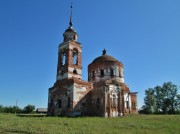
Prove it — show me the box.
[23,105,35,113]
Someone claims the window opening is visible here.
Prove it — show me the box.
[101,69,104,76]
[92,71,95,78]
[62,54,66,65]
[126,101,129,109]
[96,98,100,109]
[82,102,86,107]
[73,68,77,74]
[73,54,77,64]
[134,102,136,110]
[73,49,78,65]
[119,70,123,77]
[112,95,117,107]
[61,70,64,76]
[67,97,70,108]
[50,99,53,107]
[111,69,114,76]
[58,99,62,108]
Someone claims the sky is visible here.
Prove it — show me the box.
[0,0,180,109]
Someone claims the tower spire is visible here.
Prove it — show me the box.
[69,2,73,28]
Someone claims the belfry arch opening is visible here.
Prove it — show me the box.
[73,48,78,65]
[62,53,66,65]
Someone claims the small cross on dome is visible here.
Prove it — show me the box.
[102,49,107,55]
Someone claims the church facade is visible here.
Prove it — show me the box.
[47,7,138,117]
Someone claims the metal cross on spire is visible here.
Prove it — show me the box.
[69,2,73,27]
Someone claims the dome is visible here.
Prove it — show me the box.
[65,26,77,33]
[92,55,118,63]
[63,26,78,42]
[88,49,124,83]
[91,49,121,64]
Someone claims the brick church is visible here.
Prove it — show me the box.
[47,5,138,117]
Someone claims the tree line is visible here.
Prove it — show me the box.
[0,104,35,114]
[140,82,180,114]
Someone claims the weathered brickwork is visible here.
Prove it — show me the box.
[48,19,138,117]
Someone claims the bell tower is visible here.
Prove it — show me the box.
[56,4,82,81]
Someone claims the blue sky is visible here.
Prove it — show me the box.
[0,0,180,109]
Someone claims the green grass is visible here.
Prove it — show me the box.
[0,114,179,134]
[16,114,47,117]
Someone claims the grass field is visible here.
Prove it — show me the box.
[0,114,179,134]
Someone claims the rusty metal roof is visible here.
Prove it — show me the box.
[92,55,119,63]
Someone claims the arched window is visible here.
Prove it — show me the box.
[73,54,77,64]
[61,70,64,76]
[73,49,78,65]
[119,70,121,77]
[67,97,70,108]
[73,68,77,74]
[96,98,100,109]
[58,99,62,108]
[92,71,95,78]
[119,69,124,77]
[62,54,66,65]
[101,69,104,76]
[126,101,129,109]
[111,69,114,76]
[112,95,116,107]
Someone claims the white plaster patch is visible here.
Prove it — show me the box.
[112,111,118,117]
[73,84,88,102]
[124,93,131,108]
[68,67,82,74]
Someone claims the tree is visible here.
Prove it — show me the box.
[143,88,157,114]
[163,82,178,113]
[141,82,180,114]
[23,104,35,113]
[154,85,163,113]
[156,82,179,114]
[0,105,23,114]
[175,94,180,113]
[0,105,3,112]
[13,106,22,114]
